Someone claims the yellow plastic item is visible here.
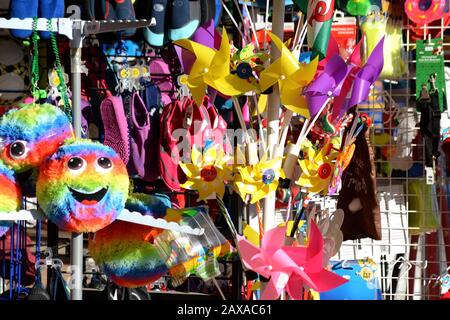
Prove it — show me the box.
[174,28,256,106]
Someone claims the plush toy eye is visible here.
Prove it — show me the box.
[67,157,86,172]
[9,140,29,160]
[96,157,113,172]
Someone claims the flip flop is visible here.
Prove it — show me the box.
[168,0,200,41]
[140,81,161,181]
[100,96,130,165]
[81,98,92,139]
[39,0,65,39]
[111,0,137,38]
[200,0,215,26]
[144,0,168,47]
[214,0,222,26]
[159,100,186,191]
[128,91,148,179]
[149,58,173,105]
[9,0,38,39]
[175,19,217,74]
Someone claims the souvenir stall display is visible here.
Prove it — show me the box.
[0,0,449,302]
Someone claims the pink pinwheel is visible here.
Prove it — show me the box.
[304,54,348,117]
[237,221,348,300]
[332,37,384,120]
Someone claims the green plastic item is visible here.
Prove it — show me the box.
[346,0,371,16]
[415,38,446,112]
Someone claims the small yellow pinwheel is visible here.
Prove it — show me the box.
[260,32,318,118]
[179,146,233,202]
[174,28,256,106]
[234,156,285,204]
[296,144,338,195]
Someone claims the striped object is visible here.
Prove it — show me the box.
[36,139,129,233]
[89,204,231,288]
[0,160,21,236]
[0,103,73,173]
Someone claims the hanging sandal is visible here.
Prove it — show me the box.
[100,96,130,165]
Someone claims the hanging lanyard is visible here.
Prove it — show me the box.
[30,17,72,121]
[47,20,72,120]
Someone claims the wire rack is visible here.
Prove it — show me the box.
[321,18,450,300]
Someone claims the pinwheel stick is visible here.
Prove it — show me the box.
[279,110,294,148]
[263,0,285,233]
[263,0,270,50]
[292,13,304,50]
[220,0,247,42]
[289,193,310,238]
[242,2,260,50]
[251,94,267,152]
[232,96,254,145]
[298,24,308,52]
[297,97,331,148]
[233,0,251,43]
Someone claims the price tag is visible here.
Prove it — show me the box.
[425,166,435,185]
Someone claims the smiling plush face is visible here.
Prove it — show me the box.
[36,139,129,233]
[0,103,73,173]
[0,160,21,236]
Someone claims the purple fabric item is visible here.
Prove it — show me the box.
[128,91,155,182]
[149,59,173,106]
[81,99,92,139]
[304,54,348,117]
[346,37,385,110]
[175,19,220,74]
[140,83,161,181]
[100,96,130,165]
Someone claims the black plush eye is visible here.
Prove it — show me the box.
[9,141,28,159]
[67,157,86,172]
[96,157,113,172]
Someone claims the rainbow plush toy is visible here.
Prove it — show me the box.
[0,103,73,173]
[36,139,129,233]
[89,204,231,288]
[89,193,173,288]
[0,160,21,237]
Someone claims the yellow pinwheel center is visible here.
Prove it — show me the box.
[317,163,332,180]
[200,166,218,182]
[262,169,276,185]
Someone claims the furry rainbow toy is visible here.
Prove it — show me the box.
[36,139,129,233]
[89,193,173,288]
[0,103,73,173]
[89,203,231,288]
[0,160,21,237]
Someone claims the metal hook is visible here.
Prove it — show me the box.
[391,256,413,279]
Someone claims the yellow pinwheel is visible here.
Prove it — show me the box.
[260,32,318,118]
[174,28,256,106]
[296,144,338,195]
[180,146,233,202]
[234,156,285,204]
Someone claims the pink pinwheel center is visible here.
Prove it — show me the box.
[200,166,218,182]
[317,163,332,180]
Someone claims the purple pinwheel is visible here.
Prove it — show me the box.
[304,54,349,117]
[175,19,221,74]
[347,37,385,107]
[332,37,384,119]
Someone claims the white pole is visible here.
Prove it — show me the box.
[263,0,285,232]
